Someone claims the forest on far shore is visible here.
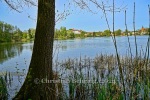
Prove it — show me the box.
[0,21,149,43]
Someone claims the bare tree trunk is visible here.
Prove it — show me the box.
[13,0,55,99]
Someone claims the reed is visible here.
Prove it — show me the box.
[51,54,150,99]
[0,76,8,100]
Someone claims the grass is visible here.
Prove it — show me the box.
[0,76,8,100]
[4,54,149,99]
[51,54,150,99]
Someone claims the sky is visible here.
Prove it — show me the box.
[0,0,150,32]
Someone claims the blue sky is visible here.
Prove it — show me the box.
[0,0,150,32]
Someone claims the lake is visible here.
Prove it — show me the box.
[0,35,150,99]
[0,35,149,72]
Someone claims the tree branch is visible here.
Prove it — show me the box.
[4,0,22,13]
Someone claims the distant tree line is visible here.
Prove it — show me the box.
[54,27,121,39]
[0,21,149,43]
[0,21,35,43]
[55,27,150,40]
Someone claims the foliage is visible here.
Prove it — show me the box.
[0,21,149,42]
[80,31,85,38]
[103,30,111,36]
[0,21,35,43]
[0,77,8,100]
[115,29,122,36]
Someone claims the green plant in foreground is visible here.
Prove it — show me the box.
[0,76,8,100]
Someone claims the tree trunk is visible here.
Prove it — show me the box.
[13,0,55,100]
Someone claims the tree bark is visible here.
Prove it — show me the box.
[13,0,55,100]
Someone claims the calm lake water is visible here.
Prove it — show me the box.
[0,35,149,72]
[0,35,149,99]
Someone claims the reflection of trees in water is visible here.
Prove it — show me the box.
[0,43,23,63]
[61,45,67,51]
[22,43,33,51]
[29,45,33,51]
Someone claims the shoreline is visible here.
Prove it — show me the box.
[1,34,148,44]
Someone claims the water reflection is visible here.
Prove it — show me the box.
[22,43,33,51]
[0,36,149,66]
[0,43,23,64]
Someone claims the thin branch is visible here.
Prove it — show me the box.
[112,0,126,99]
[125,10,133,61]
[4,0,37,13]
[55,3,72,24]
[73,0,96,14]
[24,0,37,6]
[130,3,138,99]
[133,2,138,56]
[4,0,22,13]
[73,0,127,13]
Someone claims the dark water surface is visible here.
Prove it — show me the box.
[0,36,149,72]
